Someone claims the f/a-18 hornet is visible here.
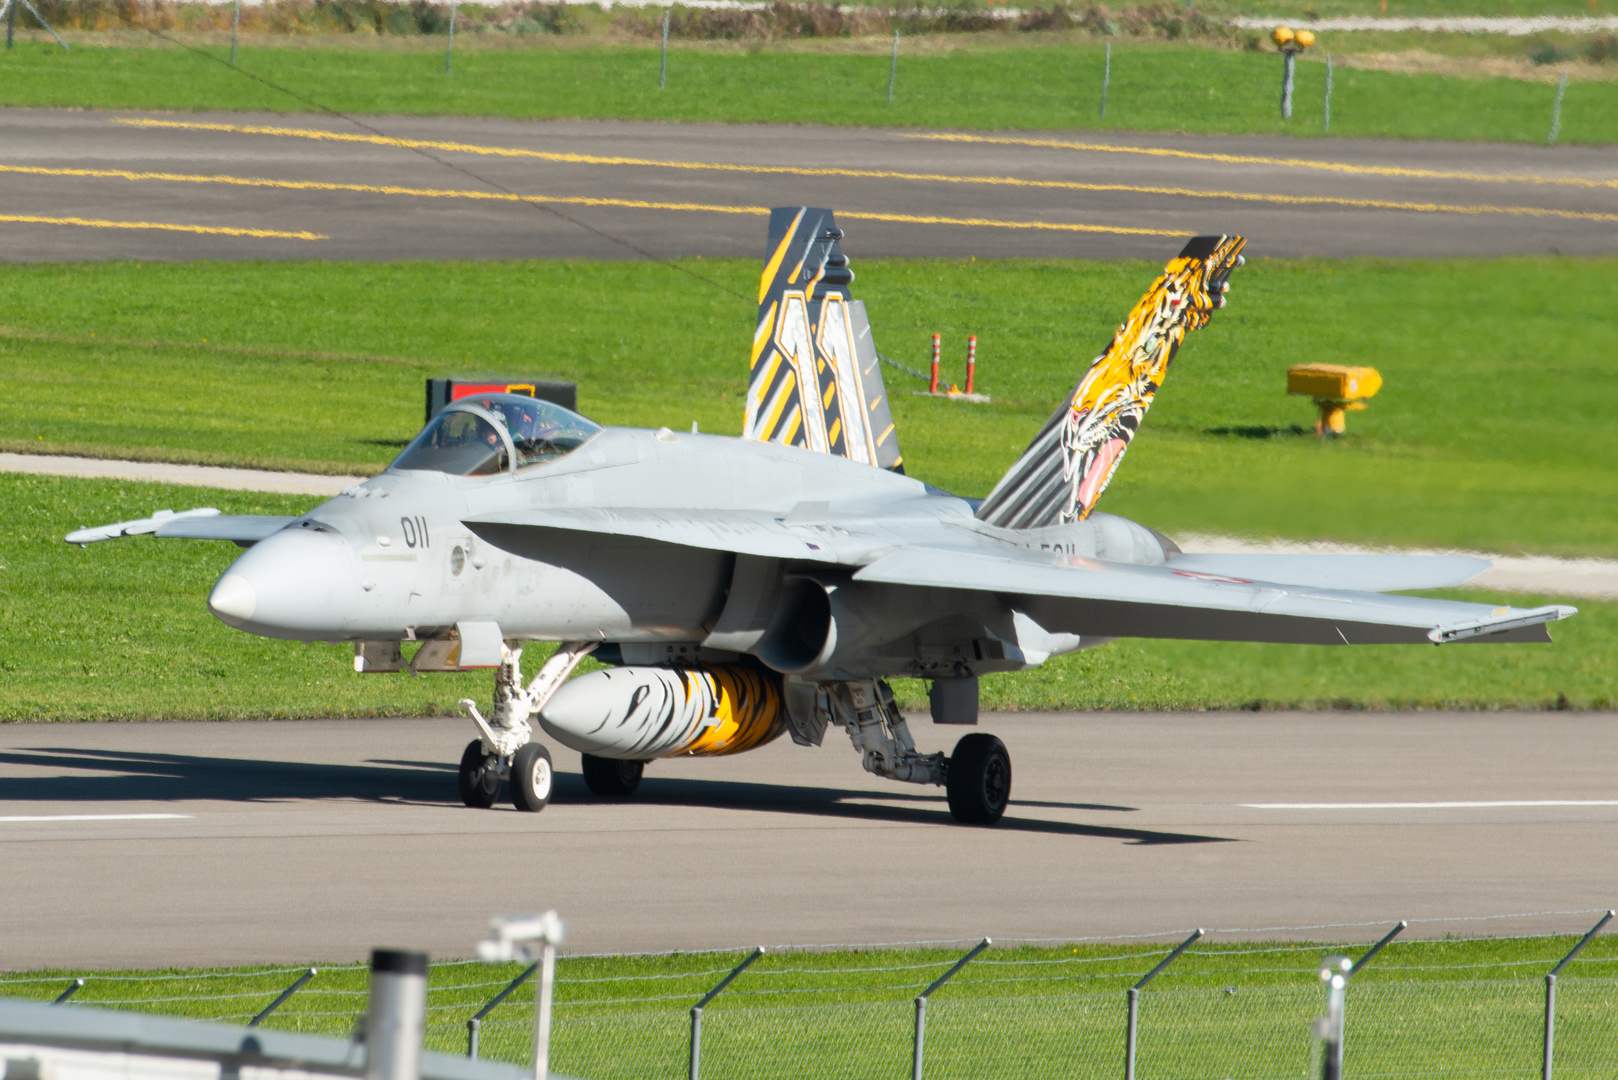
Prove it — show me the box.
[71,209,1575,825]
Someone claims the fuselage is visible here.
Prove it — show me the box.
[207,423,1171,680]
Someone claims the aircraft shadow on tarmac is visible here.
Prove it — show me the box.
[0,747,1234,846]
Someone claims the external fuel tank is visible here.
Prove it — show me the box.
[538,665,786,760]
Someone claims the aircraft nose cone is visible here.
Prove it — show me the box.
[208,573,257,625]
[209,526,360,639]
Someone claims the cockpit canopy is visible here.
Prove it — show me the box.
[390,394,601,476]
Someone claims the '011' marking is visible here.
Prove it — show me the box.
[401,516,430,548]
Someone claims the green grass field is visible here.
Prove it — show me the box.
[3,256,1614,556]
[0,34,1611,144]
[4,934,1617,1078]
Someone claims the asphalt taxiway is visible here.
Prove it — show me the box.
[2,711,1614,969]
[1,108,1614,262]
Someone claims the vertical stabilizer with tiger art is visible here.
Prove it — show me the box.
[975,235,1246,530]
[744,207,904,473]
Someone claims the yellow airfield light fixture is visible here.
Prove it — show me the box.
[1288,363,1382,436]
[1273,25,1315,118]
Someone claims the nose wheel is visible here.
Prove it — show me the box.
[458,740,502,808]
[510,742,554,812]
[459,739,554,812]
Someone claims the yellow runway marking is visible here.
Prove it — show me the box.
[0,164,1185,238]
[839,210,1181,234]
[111,118,1616,222]
[907,132,1618,192]
[0,211,324,239]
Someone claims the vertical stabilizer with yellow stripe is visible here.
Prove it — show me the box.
[745,207,904,473]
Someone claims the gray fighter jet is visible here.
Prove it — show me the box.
[68,208,1575,825]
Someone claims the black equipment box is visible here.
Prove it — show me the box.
[426,377,577,423]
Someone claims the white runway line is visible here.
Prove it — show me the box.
[1176,533,1618,601]
[0,813,193,823]
[1246,800,1618,810]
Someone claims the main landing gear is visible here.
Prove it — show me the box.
[457,640,594,812]
[813,679,1012,826]
[944,732,1012,825]
[581,754,644,797]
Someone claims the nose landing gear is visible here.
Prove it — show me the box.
[457,640,595,812]
[458,739,502,809]
[510,742,555,811]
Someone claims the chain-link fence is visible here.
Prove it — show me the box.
[6,915,1618,1080]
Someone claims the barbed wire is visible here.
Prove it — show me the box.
[878,352,931,381]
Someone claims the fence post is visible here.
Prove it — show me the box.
[535,937,557,1080]
[913,938,990,1080]
[1318,955,1350,1080]
[1312,922,1407,1079]
[445,0,457,76]
[474,911,565,1080]
[1124,929,1202,1080]
[229,0,240,66]
[887,29,899,105]
[1281,49,1296,118]
[365,951,428,1080]
[250,968,317,1027]
[1323,53,1332,133]
[1350,922,1406,976]
[689,947,764,1080]
[1548,71,1568,144]
[1099,43,1110,120]
[52,979,83,1005]
[659,9,669,90]
[464,961,539,1058]
[1544,909,1613,1080]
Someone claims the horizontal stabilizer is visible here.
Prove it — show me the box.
[64,510,296,546]
[853,546,1573,645]
[1165,553,1490,593]
[156,515,298,543]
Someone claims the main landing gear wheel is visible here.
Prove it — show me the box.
[459,740,500,809]
[581,755,644,798]
[946,733,1011,825]
[511,742,554,813]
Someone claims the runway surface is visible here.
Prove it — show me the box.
[2,108,1615,263]
[3,712,1615,969]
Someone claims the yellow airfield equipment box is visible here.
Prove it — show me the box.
[1287,364,1381,402]
[1287,363,1382,435]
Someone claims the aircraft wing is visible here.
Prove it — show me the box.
[1164,553,1489,592]
[464,508,870,564]
[852,547,1574,645]
[65,509,296,546]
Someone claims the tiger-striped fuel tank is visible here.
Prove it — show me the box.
[537,665,786,760]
